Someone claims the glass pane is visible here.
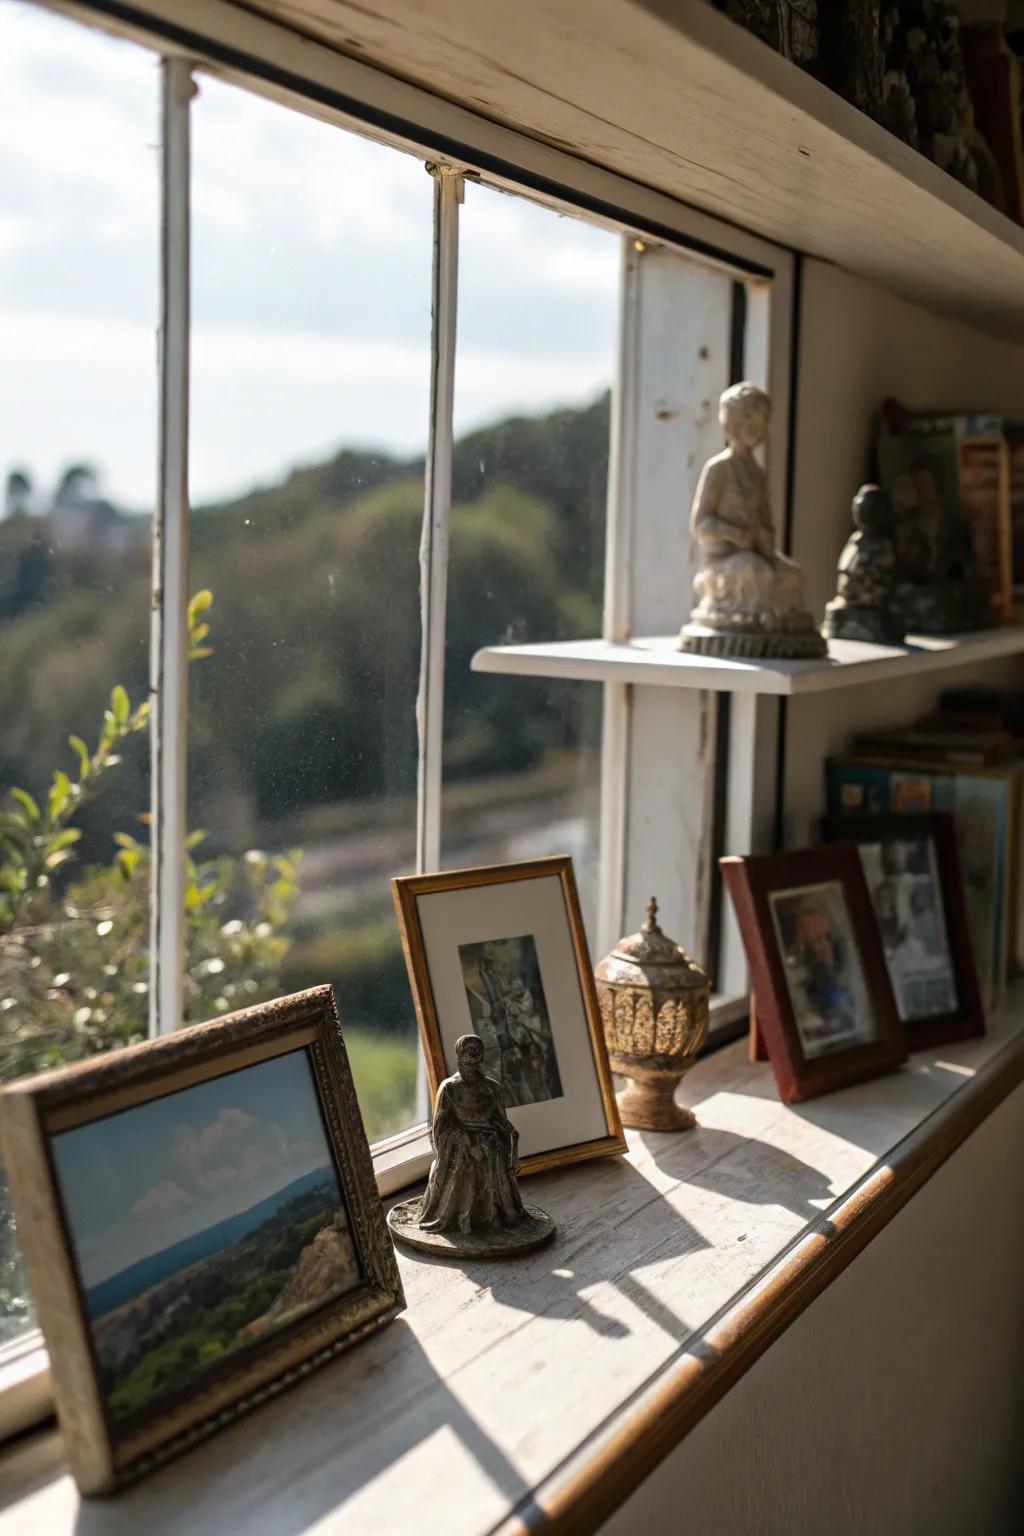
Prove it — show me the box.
[443,182,620,940]
[188,78,432,1141]
[0,2,158,1341]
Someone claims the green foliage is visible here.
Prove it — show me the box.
[99,1195,339,1423]
[0,601,300,1083]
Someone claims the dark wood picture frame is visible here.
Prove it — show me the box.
[0,986,404,1495]
[721,846,908,1104]
[823,813,985,1050]
[392,856,626,1175]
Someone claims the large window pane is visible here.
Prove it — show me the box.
[0,1,158,1340]
[188,78,432,1141]
[443,182,620,939]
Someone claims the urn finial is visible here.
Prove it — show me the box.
[644,896,659,932]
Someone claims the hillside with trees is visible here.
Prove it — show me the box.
[0,392,610,1336]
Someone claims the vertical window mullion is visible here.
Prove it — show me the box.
[149,57,193,1038]
[415,165,462,877]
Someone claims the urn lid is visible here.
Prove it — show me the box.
[594,898,709,992]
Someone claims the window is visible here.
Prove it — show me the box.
[188,76,433,1140]
[442,182,621,942]
[0,0,791,1401]
[0,0,158,1345]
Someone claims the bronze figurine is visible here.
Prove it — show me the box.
[823,484,906,646]
[387,1034,555,1259]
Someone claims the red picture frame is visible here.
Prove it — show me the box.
[722,846,908,1104]
[822,813,985,1051]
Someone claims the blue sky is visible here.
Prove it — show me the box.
[51,1049,336,1289]
[1,0,620,510]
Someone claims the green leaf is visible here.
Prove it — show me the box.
[48,769,72,824]
[189,645,214,661]
[68,735,91,779]
[9,787,40,823]
[111,685,130,726]
[47,828,82,854]
[113,832,138,850]
[188,589,213,623]
[185,830,206,850]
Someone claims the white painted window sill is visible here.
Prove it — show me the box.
[2,995,1021,1534]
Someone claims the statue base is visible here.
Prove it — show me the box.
[678,621,827,660]
[822,602,906,647]
[386,1200,556,1259]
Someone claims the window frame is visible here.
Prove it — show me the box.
[1,0,795,1427]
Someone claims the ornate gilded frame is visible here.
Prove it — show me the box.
[0,986,404,1494]
[392,856,626,1175]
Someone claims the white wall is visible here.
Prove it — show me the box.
[599,1081,1024,1536]
[782,259,1024,844]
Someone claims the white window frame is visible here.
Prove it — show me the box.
[1,0,795,1432]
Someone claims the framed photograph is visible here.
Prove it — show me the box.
[823,814,985,1049]
[721,847,908,1103]
[392,857,625,1174]
[0,987,404,1495]
[826,757,1018,1006]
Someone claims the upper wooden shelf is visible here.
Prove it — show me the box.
[252,0,1024,339]
[472,627,1024,697]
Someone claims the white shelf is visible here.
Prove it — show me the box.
[265,0,1024,338]
[472,627,1024,698]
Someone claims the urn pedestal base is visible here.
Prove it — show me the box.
[612,1060,698,1133]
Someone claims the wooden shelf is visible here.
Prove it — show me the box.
[251,0,1024,338]
[472,627,1024,698]
[2,1004,1022,1536]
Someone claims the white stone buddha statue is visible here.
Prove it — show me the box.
[678,383,825,658]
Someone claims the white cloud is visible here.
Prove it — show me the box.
[0,2,620,508]
[131,1180,192,1222]
[171,1106,315,1193]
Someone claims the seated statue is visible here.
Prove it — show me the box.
[418,1034,524,1235]
[386,1034,554,1258]
[678,382,826,659]
[823,484,906,646]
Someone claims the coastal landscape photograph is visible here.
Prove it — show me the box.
[51,1050,360,1427]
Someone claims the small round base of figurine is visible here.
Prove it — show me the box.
[677,619,827,660]
[387,1200,556,1260]
[821,601,906,647]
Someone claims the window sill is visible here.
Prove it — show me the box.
[1,995,1021,1533]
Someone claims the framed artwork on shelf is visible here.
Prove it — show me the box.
[826,757,1019,1006]
[822,813,985,1049]
[721,846,907,1104]
[0,987,404,1495]
[392,856,626,1174]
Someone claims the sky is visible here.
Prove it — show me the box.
[51,1049,337,1289]
[0,0,620,511]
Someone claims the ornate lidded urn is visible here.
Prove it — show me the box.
[594,898,710,1132]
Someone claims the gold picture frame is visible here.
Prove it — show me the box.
[392,856,626,1175]
[0,986,404,1495]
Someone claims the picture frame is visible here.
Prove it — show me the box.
[0,986,404,1495]
[822,813,985,1050]
[721,846,908,1104]
[826,756,1018,1007]
[392,856,626,1174]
